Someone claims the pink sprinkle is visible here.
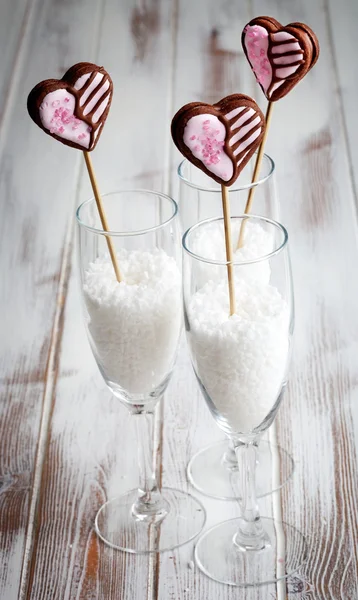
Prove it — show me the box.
[64,97,70,103]
[50,128,56,134]
[260,48,265,56]
[52,100,60,107]
[190,135,196,140]
[194,144,200,151]
[203,119,210,125]
[58,126,64,134]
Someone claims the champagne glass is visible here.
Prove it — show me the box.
[183,215,307,585]
[76,190,206,553]
[177,154,294,500]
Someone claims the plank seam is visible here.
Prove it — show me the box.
[0,0,40,159]
[323,0,358,215]
[18,210,75,600]
[151,0,179,598]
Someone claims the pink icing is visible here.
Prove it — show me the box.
[244,25,272,94]
[272,42,301,54]
[183,115,233,182]
[273,31,294,41]
[273,53,302,65]
[39,89,91,149]
[244,25,304,98]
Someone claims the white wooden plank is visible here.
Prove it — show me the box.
[25,1,177,598]
[0,0,106,597]
[250,0,358,597]
[0,0,33,119]
[160,0,358,598]
[159,1,278,598]
[326,0,358,205]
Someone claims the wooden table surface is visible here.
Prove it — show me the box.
[1,0,358,598]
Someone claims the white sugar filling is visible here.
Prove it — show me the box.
[190,220,274,286]
[188,277,289,433]
[83,249,182,395]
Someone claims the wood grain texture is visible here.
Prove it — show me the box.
[326,0,358,208]
[0,0,357,598]
[159,2,277,598]
[24,1,177,598]
[0,0,106,598]
[0,0,34,121]
[251,0,358,598]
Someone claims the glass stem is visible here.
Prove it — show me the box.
[222,437,239,470]
[131,407,169,522]
[233,441,268,551]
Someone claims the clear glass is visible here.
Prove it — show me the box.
[76,190,206,553]
[183,215,307,586]
[177,154,294,500]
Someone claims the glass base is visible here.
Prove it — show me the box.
[187,440,294,500]
[195,517,307,587]
[95,487,206,553]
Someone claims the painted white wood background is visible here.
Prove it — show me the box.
[0,0,357,598]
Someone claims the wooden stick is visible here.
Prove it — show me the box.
[83,151,122,282]
[237,101,274,249]
[221,184,236,316]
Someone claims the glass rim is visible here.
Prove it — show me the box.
[76,189,178,236]
[177,153,275,192]
[182,215,288,266]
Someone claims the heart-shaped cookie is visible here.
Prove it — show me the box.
[27,62,113,151]
[242,17,319,102]
[171,94,265,187]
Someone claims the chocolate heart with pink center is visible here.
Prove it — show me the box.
[171,94,265,187]
[27,62,113,151]
[242,17,319,102]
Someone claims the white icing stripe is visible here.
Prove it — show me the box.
[276,65,300,78]
[270,81,284,95]
[230,108,255,131]
[83,80,110,116]
[225,106,245,120]
[233,128,261,156]
[272,42,301,54]
[273,53,303,65]
[94,123,103,140]
[236,150,249,166]
[272,32,295,42]
[92,95,110,123]
[74,72,91,90]
[230,115,260,146]
[79,73,104,106]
